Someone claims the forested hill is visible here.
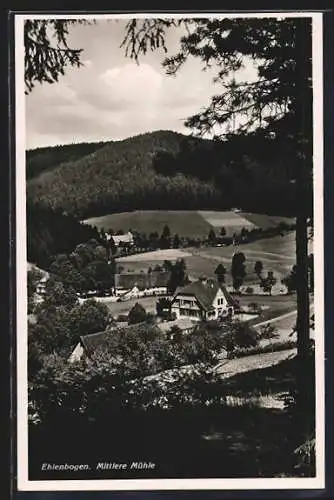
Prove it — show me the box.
[26,140,110,179]
[27,130,299,219]
[27,201,102,268]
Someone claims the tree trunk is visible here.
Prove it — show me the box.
[295,17,313,441]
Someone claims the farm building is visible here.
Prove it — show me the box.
[68,323,152,363]
[107,231,134,247]
[69,320,185,363]
[114,271,171,299]
[171,277,235,322]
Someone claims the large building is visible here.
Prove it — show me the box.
[114,271,170,298]
[171,278,235,322]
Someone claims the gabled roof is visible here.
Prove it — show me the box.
[174,279,235,311]
[220,285,236,307]
[80,330,109,356]
[79,322,160,356]
[115,271,170,291]
[111,232,134,245]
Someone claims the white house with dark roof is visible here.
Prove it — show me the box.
[114,271,170,298]
[171,278,235,322]
[106,231,134,247]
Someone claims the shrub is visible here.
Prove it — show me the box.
[257,323,279,341]
[227,339,297,359]
[245,286,254,295]
[128,303,148,325]
[222,320,258,352]
[293,438,315,476]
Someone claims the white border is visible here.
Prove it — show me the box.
[16,12,325,491]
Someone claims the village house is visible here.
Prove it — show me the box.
[106,231,134,248]
[171,277,235,322]
[69,322,163,363]
[68,330,107,363]
[68,323,140,363]
[114,270,170,299]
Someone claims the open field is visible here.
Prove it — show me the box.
[198,211,257,231]
[84,210,212,239]
[116,248,193,262]
[241,212,296,229]
[237,293,296,309]
[116,232,299,286]
[83,210,296,239]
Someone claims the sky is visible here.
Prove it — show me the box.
[25,18,258,150]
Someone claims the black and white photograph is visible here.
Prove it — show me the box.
[15,12,324,491]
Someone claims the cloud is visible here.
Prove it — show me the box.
[82,59,93,68]
[99,63,163,106]
[27,42,212,148]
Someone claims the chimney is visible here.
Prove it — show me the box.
[207,278,215,288]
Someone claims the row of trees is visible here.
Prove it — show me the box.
[131,225,182,252]
[106,220,296,260]
[214,252,314,295]
[208,221,295,247]
[215,252,277,294]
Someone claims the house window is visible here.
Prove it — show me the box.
[180,308,200,318]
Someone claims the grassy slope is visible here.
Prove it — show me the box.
[241,212,296,229]
[84,210,296,239]
[116,232,296,284]
[84,210,213,239]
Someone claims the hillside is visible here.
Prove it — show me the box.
[27,201,102,268]
[26,141,110,179]
[27,130,299,219]
[83,210,295,240]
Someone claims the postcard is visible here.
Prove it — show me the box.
[14,11,325,491]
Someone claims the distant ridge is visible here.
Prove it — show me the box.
[26,140,112,179]
[27,129,298,219]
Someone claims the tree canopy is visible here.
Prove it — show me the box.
[122,18,311,149]
[25,20,90,93]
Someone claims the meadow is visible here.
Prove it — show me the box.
[116,232,298,286]
[84,210,212,239]
[83,210,296,239]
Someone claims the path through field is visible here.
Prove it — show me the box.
[215,348,297,379]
